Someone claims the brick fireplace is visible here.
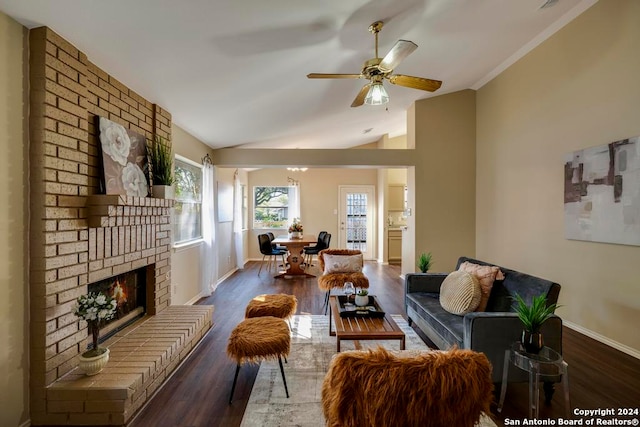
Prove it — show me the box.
[28,27,213,425]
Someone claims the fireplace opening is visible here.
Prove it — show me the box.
[87,267,147,346]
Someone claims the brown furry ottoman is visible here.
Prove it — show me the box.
[245,294,298,320]
[321,347,494,427]
[226,316,291,403]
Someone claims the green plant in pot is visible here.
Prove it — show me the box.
[148,136,174,198]
[355,288,369,307]
[417,252,433,273]
[514,293,560,354]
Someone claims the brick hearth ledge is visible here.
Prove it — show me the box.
[46,305,214,426]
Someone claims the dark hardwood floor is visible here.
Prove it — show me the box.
[129,261,640,427]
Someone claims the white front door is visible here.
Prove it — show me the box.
[338,185,375,260]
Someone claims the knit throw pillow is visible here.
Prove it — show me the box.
[458,261,505,312]
[439,271,482,315]
[323,254,363,274]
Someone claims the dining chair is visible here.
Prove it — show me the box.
[303,231,328,268]
[267,232,284,251]
[318,246,366,314]
[258,234,287,275]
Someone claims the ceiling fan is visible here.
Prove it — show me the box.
[307,21,442,107]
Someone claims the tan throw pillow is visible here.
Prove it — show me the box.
[439,271,482,315]
[458,261,505,312]
[323,254,363,274]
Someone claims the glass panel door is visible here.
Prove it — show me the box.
[338,185,375,260]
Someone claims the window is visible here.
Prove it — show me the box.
[173,155,203,244]
[253,186,296,229]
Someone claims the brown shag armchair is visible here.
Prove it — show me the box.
[318,249,369,314]
[321,347,494,427]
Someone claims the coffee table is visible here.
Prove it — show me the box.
[328,295,405,352]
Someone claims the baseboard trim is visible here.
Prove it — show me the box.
[564,320,640,360]
[216,267,238,288]
[185,292,207,306]
[183,267,238,305]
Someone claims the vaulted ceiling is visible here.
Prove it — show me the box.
[0,0,595,149]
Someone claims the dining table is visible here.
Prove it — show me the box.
[272,234,319,278]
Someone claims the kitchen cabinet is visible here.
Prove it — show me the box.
[388,229,402,263]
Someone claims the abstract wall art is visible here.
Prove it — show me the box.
[97,117,150,197]
[564,136,640,246]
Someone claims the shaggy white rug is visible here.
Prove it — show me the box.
[240,314,498,427]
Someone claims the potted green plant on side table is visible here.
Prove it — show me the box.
[148,136,174,199]
[73,291,117,375]
[514,294,560,354]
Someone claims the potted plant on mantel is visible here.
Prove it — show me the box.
[73,291,117,375]
[514,293,560,354]
[148,136,174,199]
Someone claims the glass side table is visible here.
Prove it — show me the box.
[498,341,570,419]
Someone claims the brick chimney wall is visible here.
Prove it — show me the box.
[28,26,174,423]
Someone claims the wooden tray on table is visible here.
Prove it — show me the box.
[336,295,386,318]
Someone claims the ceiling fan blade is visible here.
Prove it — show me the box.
[387,74,442,92]
[307,73,361,79]
[351,84,371,108]
[379,40,417,72]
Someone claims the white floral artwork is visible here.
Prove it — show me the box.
[99,119,131,166]
[98,117,149,196]
[121,162,149,197]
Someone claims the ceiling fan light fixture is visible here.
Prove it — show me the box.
[364,82,389,105]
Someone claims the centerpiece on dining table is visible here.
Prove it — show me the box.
[288,218,304,239]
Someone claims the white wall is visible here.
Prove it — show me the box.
[0,11,29,427]
[215,167,238,279]
[170,124,214,304]
[168,132,247,304]
[476,0,640,354]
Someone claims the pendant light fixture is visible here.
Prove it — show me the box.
[364,80,389,105]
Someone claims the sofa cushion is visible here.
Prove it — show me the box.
[459,261,504,312]
[456,257,561,312]
[439,271,482,315]
[323,254,363,274]
[406,293,464,348]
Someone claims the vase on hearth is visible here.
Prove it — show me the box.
[78,348,110,376]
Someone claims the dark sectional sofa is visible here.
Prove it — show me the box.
[405,256,562,386]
